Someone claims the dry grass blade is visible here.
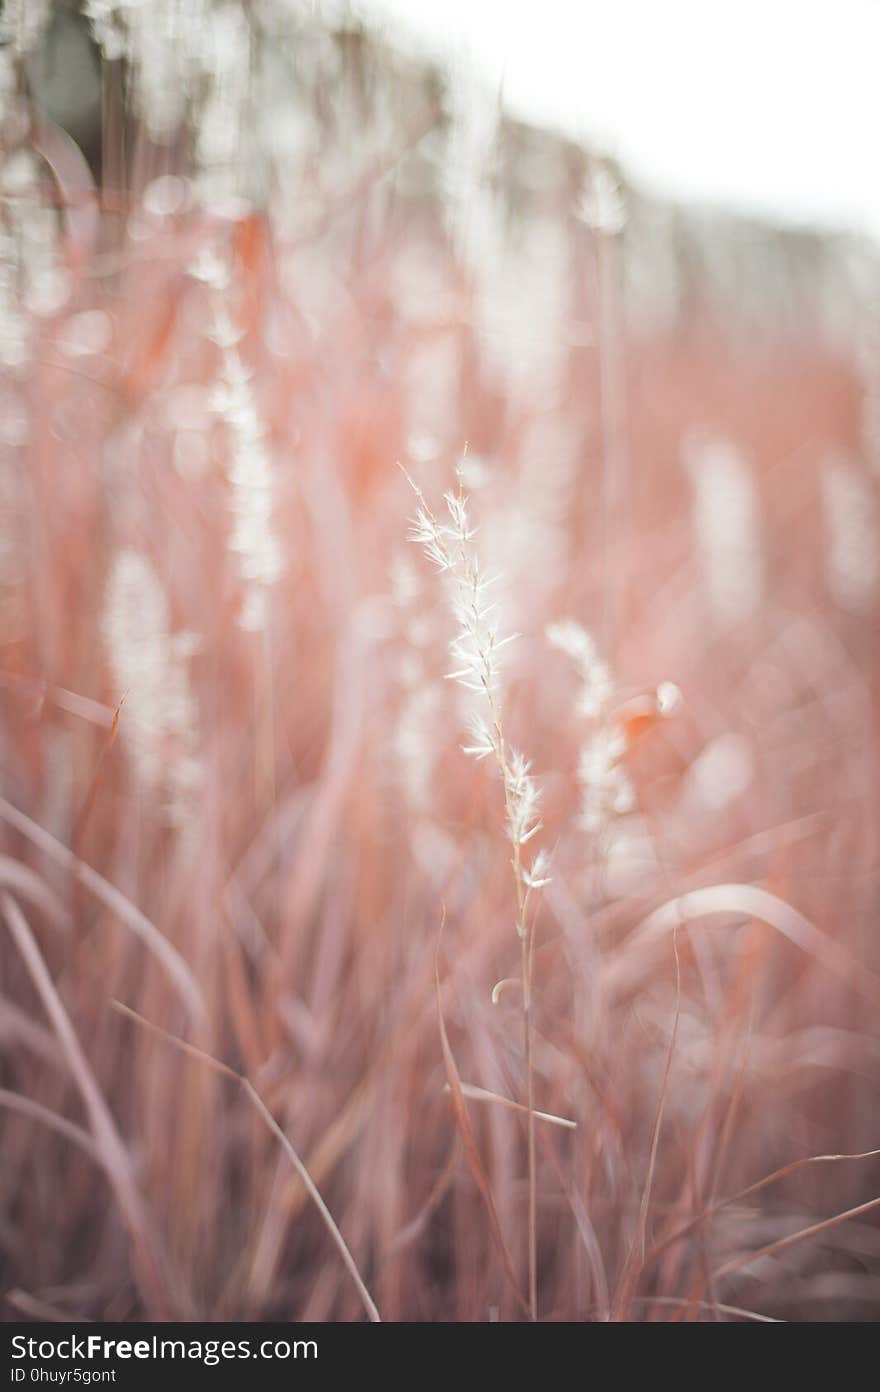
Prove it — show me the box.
[0,1087,100,1161]
[443,1082,577,1129]
[647,1146,880,1270]
[0,996,61,1067]
[72,692,126,854]
[387,1142,460,1255]
[0,671,116,728]
[713,1193,880,1283]
[542,1137,610,1320]
[0,795,203,1020]
[611,884,880,1005]
[110,1000,381,1323]
[1,893,174,1317]
[638,920,682,1258]
[614,920,683,1318]
[278,1076,376,1216]
[632,1296,782,1323]
[434,953,530,1318]
[0,856,71,932]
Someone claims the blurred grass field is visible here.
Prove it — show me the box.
[1,6,879,1322]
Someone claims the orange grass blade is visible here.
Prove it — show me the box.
[72,693,126,854]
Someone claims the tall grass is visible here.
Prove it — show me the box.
[0,5,879,1321]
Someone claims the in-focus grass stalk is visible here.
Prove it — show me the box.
[402,461,550,1318]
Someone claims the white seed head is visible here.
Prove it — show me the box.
[548,618,613,718]
[522,848,552,890]
[406,467,547,906]
[102,549,201,820]
[578,725,635,834]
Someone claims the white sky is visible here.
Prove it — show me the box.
[355,0,880,240]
